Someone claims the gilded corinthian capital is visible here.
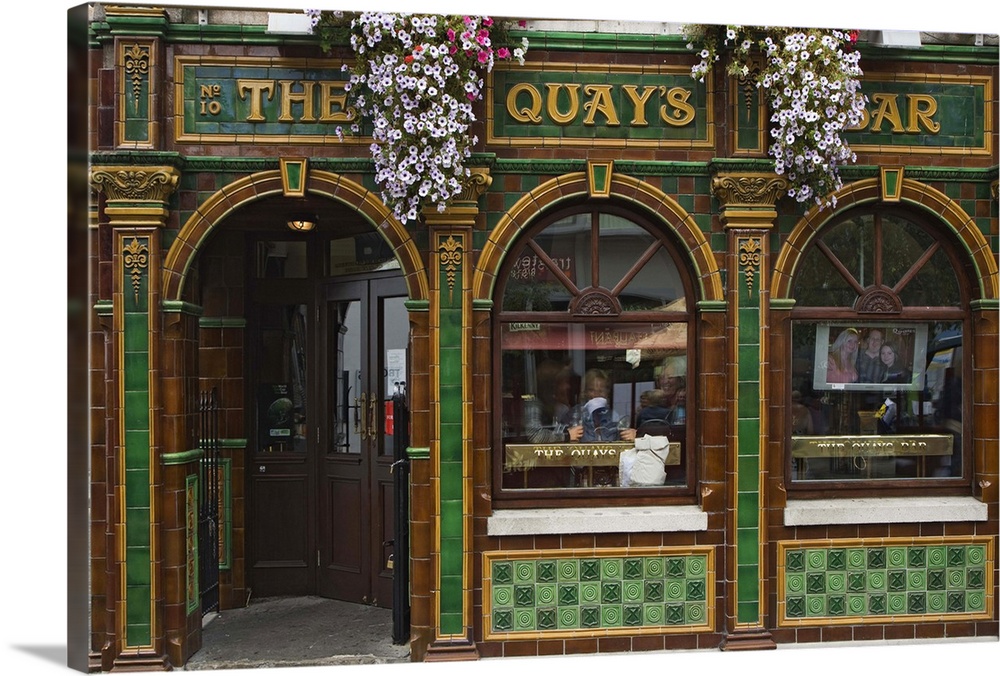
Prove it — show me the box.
[91,166,180,203]
[711,172,788,208]
[456,167,493,204]
[711,171,788,230]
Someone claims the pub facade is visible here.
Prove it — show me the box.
[81,4,999,670]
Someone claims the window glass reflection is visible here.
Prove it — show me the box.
[500,321,688,489]
[257,304,308,453]
[789,321,961,482]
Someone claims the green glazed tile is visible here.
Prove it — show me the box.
[536,560,556,582]
[557,607,579,629]
[493,584,514,607]
[513,607,534,630]
[600,558,622,580]
[826,572,847,594]
[886,547,907,568]
[643,557,665,578]
[557,559,578,582]
[536,584,557,606]
[601,605,623,627]
[643,603,665,625]
[927,592,947,613]
[558,583,578,606]
[125,546,151,586]
[125,585,151,629]
[805,595,826,617]
[579,581,601,605]
[785,573,805,595]
[665,580,684,601]
[492,609,513,632]
[622,580,643,603]
[513,560,535,583]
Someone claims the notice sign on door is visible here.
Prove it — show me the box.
[386,349,407,395]
[385,400,394,436]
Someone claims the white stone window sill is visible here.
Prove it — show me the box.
[487,505,707,536]
[784,496,987,526]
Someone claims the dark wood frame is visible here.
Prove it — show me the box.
[784,205,973,496]
[491,200,700,508]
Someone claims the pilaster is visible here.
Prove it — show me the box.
[421,168,491,662]
[91,164,180,671]
[712,171,787,651]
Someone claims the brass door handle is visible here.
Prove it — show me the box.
[355,394,365,435]
[369,394,378,440]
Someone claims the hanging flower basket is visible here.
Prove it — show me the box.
[685,24,867,209]
[308,10,528,223]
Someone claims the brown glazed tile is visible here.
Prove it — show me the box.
[536,640,566,656]
[502,640,539,657]
[665,633,700,650]
[631,634,666,652]
[477,642,502,658]
[563,637,599,654]
[597,636,631,653]
[820,625,853,642]
[852,624,885,642]
[944,622,976,638]
[915,622,946,639]
[884,624,916,641]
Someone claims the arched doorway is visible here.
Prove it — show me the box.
[169,174,425,615]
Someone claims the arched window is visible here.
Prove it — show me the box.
[788,206,969,488]
[494,204,696,502]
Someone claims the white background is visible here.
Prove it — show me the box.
[3,1,997,675]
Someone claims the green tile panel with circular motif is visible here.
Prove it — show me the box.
[778,538,993,625]
[484,547,715,638]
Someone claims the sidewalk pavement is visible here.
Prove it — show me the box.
[183,595,411,670]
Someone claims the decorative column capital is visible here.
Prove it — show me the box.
[422,168,491,227]
[711,171,788,229]
[91,165,180,226]
[91,165,179,202]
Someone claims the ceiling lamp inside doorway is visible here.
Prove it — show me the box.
[286,214,317,232]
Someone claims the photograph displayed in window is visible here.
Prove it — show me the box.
[789,207,966,485]
[812,323,928,392]
[496,207,693,493]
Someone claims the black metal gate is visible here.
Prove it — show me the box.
[198,387,221,615]
[390,383,411,644]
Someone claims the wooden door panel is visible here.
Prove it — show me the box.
[250,474,311,595]
[328,476,364,571]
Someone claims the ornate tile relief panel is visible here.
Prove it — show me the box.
[778,537,993,625]
[483,547,716,640]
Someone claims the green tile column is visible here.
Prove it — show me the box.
[712,171,787,651]
[422,169,492,661]
[92,165,179,671]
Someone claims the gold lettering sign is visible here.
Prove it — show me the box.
[790,434,952,458]
[505,442,681,470]
[488,62,714,148]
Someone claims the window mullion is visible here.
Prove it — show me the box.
[816,240,866,296]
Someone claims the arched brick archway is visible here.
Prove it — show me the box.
[772,177,998,301]
[472,172,724,303]
[162,169,428,302]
